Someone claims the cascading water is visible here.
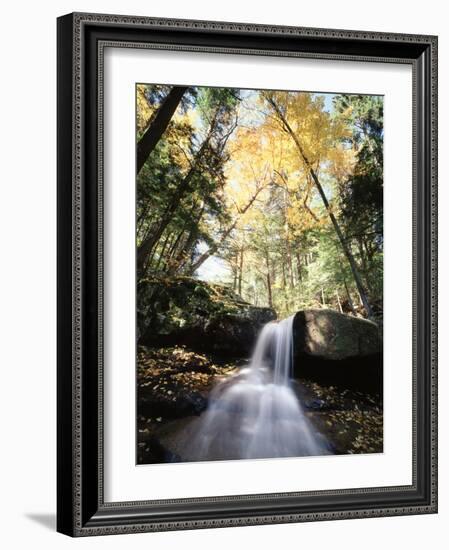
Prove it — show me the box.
[185,315,330,461]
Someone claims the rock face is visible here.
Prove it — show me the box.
[293,309,382,392]
[138,277,276,356]
[293,309,381,360]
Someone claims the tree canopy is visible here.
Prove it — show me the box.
[136,85,383,320]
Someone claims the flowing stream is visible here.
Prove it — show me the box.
[187,316,329,460]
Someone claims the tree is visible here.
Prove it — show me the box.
[334,95,384,311]
[135,85,383,321]
[262,91,374,318]
[137,86,188,174]
[136,86,239,279]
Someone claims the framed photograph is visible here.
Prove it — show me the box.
[57,12,438,536]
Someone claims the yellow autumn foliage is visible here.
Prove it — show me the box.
[136,84,154,133]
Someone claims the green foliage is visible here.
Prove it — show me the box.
[136,85,239,276]
[136,86,383,320]
[333,94,384,314]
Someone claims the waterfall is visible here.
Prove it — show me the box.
[252,315,295,386]
[186,316,330,461]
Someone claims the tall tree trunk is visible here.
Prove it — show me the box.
[266,267,273,308]
[233,263,238,292]
[342,277,357,315]
[321,288,326,307]
[166,203,206,274]
[281,261,287,290]
[171,219,204,274]
[265,252,273,308]
[267,97,373,318]
[357,237,367,271]
[137,146,207,276]
[336,290,343,313]
[296,252,303,282]
[137,86,188,174]
[137,110,221,277]
[136,166,195,275]
[253,287,258,306]
[358,290,364,307]
[283,191,296,289]
[238,247,244,296]
[137,202,152,237]
[154,232,174,271]
[288,250,295,288]
[166,229,186,264]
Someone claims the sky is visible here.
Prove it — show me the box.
[196,254,231,282]
[322,93,335,113]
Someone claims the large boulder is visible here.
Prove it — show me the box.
[293,309,381,360]
[138,277,276,356]
[293,309,382,392]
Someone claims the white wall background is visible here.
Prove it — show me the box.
[0,0,445,548]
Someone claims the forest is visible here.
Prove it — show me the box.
[136,84,383,320]
[136,83,384,464]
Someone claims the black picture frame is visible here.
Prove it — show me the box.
[57,12,438,536]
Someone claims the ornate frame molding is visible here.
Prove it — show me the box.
[57,12,437,536]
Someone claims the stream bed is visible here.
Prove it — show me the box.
[137,345,383,464]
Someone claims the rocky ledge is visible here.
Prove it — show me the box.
[137,277,276,356]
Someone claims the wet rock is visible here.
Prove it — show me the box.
[139,388,208,420]
[137,434,182,464]
[305,399,329,411]
[178,391,208,415]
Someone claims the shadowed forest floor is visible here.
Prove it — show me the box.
[137,346,383,464]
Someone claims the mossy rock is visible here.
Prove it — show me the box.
[137,277,276,356]
[293,309,381,360]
